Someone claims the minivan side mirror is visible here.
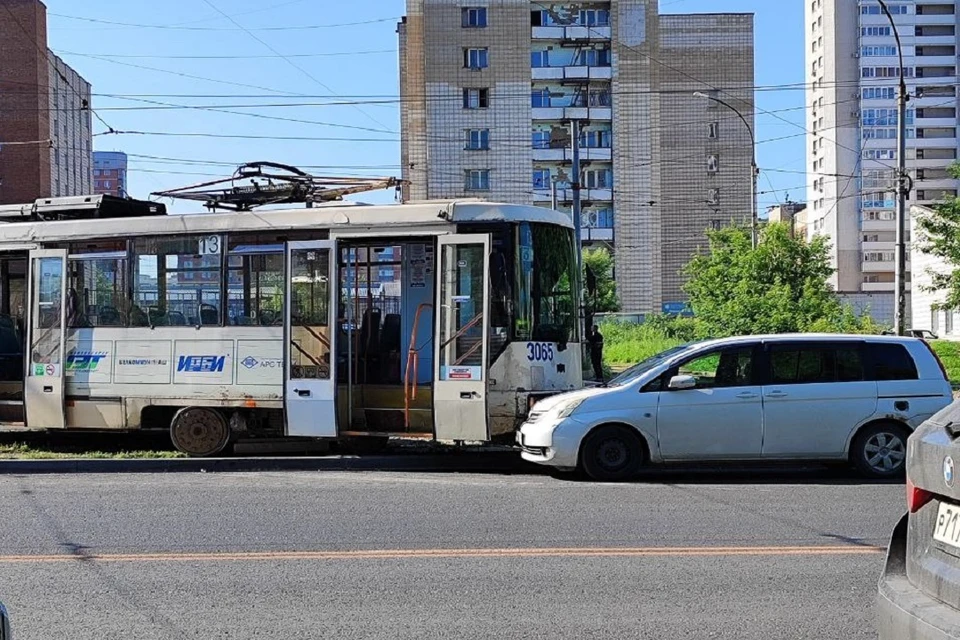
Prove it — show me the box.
[668,374,697,390]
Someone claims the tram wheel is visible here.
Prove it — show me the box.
[170,407,231,457]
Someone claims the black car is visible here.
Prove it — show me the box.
[878,400,960,638]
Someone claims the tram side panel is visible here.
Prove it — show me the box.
[62,327,285,431]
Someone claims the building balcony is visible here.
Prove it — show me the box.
[581,227,614,242]
[862,260,895,273]
[531,106,612,121]
[861,281,895,292]
[915,117,958,128]
[911,157,958,168]
[913,136,959,147]
[862,241,893,252]
[531,146,612,162]
[862,219,896,232]
[531,65,613,81]
[916,56,959,67]
[532,187,613,203]
[915,14,960,25]
[532,25,612,40]
[915,35,958,45]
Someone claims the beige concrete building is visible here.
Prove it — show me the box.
[398,1,755,313]
[767,202,809,237]
[807,0,960,298]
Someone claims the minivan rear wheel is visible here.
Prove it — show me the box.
[580,425,644,482]
[851,422,909,479]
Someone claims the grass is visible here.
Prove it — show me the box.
[0,443,185,460]
[0,432,184,460]
[930,341,960,386]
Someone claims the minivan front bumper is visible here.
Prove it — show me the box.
[877,513,960,640]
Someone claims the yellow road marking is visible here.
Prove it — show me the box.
[0,545,884,563]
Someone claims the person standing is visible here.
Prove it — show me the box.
[588,324,604,382]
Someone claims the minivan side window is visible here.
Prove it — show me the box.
[676,348,753,389]
[867,343,919,381]
[768,344,864,384]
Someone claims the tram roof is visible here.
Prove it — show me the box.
[0,199,573,244]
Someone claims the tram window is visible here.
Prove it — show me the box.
[227,245,284,326]
[67,253,128,327]
[132,236,223,327]
[515,222,578,343]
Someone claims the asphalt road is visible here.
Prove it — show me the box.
[0,468,903,639]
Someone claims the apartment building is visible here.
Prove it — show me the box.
[398,0,755,313]
[807,0,960,296]
[0,0,92,204]
[93,151,128,197]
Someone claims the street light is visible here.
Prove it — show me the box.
[694,91,758,248]
[877,0,910,336]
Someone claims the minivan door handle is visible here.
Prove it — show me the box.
[735,392,759,399]
[765,391,788,399]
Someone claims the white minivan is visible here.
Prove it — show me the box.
[518,334,954,481]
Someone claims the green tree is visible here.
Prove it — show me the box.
[914,163,960,309]
[582,247,620,313]
[683,223,874,336]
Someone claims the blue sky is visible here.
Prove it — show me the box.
[45,0,805,213]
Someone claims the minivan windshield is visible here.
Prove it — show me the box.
[606,343,698,387]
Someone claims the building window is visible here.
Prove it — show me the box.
[862,26,892,37]
[532,169,551,190]
[531,88,551,108]
[864,251,895,262]
[585,209,614,228]
[708,122,719,139]
[531,50,549,68]
[708,188,720,205]
[861,4,909,15]
[707,154,719,173]
[862,87,897,100]
[575,48,611,67]
[465,169,490,191]
[463,48,488,70]
[531,130,551,149]
[580,129,611,148]
[579,9,610,26]
[862,45,898,57]
[461,7,487,28]
[582,169,612,189]
[462,88,489,109]
[464,129,490,151]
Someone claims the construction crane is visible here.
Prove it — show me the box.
[152,161,403,212]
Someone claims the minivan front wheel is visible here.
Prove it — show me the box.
[851,423,909,479]
[580,425,644,482]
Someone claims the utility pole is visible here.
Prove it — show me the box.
[879,0,910,335]
[570,119,583,278]
[551,176,558,211]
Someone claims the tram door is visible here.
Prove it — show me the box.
[433,234,490,441]
[24,249,67,428]
[284,241,338,437]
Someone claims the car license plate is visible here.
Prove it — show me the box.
[933,502,960,549]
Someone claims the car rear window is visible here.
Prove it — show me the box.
[866,343,919,381]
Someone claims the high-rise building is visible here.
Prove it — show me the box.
[93,151,128,197]
[398,1,755,313]
[0,0,92,204]
[807,0,960,295]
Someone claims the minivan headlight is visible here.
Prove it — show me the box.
[557,398,585,419]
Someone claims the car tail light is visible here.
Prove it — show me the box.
[907,477,934,513]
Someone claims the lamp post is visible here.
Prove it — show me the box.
[694,91,758,248]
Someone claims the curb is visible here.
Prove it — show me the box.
[0,451,541,475]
